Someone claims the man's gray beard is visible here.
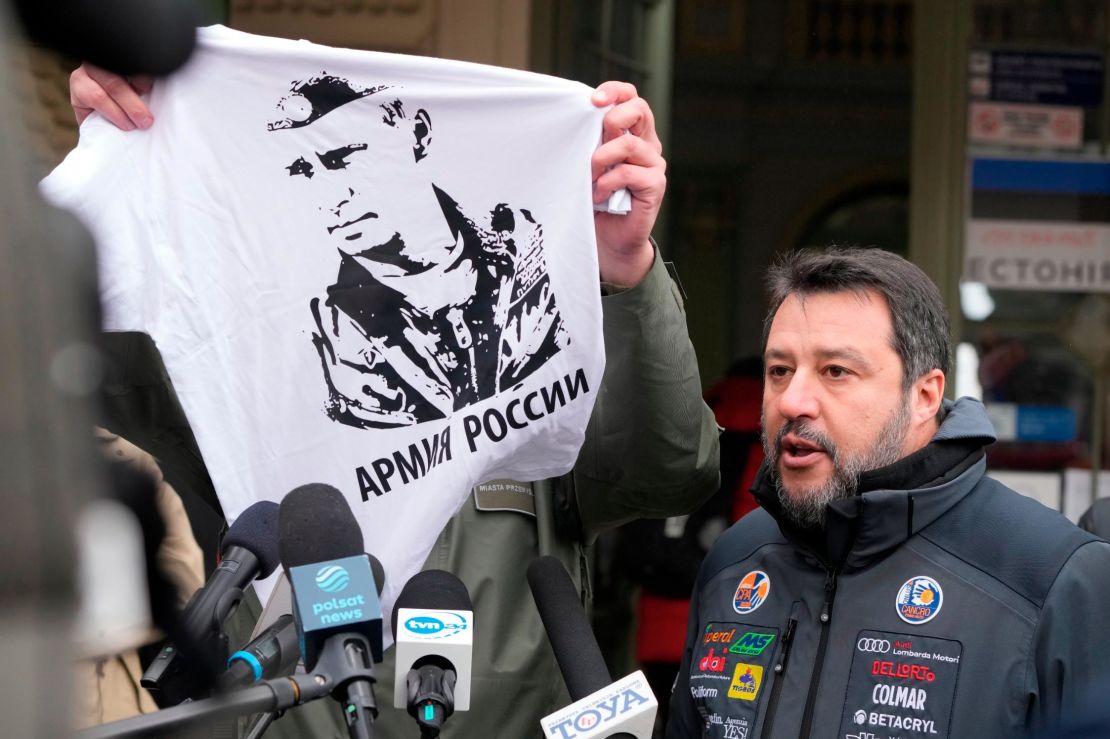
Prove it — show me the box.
[762,397,912,529]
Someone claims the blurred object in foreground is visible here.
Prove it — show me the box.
[0,0,103,729]
[13,0,199,76]
[0,1,198,735]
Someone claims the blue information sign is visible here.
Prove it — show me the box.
[1016,405,1077,443]
[973,50,1104,107]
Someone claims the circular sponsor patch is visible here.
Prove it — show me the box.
[895,575,943,624]
[732,570,771,614]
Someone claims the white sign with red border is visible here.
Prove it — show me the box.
[968,102,1083,149]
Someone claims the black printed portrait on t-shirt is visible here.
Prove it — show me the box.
[267,73,569,429]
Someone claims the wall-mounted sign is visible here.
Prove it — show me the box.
[969,50,1104,107]
[965,158,1110,292]
[968,102,1082,150]
[986,402,1077,442]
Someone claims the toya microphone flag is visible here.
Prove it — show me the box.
[42,26,605,618]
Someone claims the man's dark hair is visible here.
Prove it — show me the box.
[762,247,950,389]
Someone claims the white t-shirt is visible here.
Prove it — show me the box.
[43,25,606,623]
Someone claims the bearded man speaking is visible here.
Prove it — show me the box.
[666,247,1110,739]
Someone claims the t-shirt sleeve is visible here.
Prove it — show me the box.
[571,248,721,541]
[40,115,163,334]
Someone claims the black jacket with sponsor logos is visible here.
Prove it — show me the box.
[666,398,1110,739]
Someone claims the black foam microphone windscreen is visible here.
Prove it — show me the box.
[14,0,199,76]
[278,483,364,570]
[224,500,281,577]
[369,554,386,597]
[140,499,282,705]
[527,556,611,701]
[390,570,473,638]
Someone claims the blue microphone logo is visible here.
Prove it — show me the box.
[315,564,350,593]
[403,611,469,639]
[406,616,445,634]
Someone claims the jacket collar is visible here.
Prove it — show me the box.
[753,397,996,571]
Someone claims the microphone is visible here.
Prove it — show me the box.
[527,556,656,739]
[279,483,383,739]
[226,556,386,689]
[14,0,199,76]
[72,488,380,739]
[222,614,298,689]
[390,570,474,738]
[143,499,281,705]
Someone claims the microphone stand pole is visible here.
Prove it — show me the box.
[74,682,298,739]
[241,711,279,739]
[74,634,378,739]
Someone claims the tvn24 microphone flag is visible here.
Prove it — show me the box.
[43,25,606,633]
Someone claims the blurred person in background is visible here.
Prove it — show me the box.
[75,429,204,728]
[615,356,763,733]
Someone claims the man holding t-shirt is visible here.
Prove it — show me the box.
[68,57,719,739]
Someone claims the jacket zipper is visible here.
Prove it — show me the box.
[758,616,798,739]
[798,568,838,738]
